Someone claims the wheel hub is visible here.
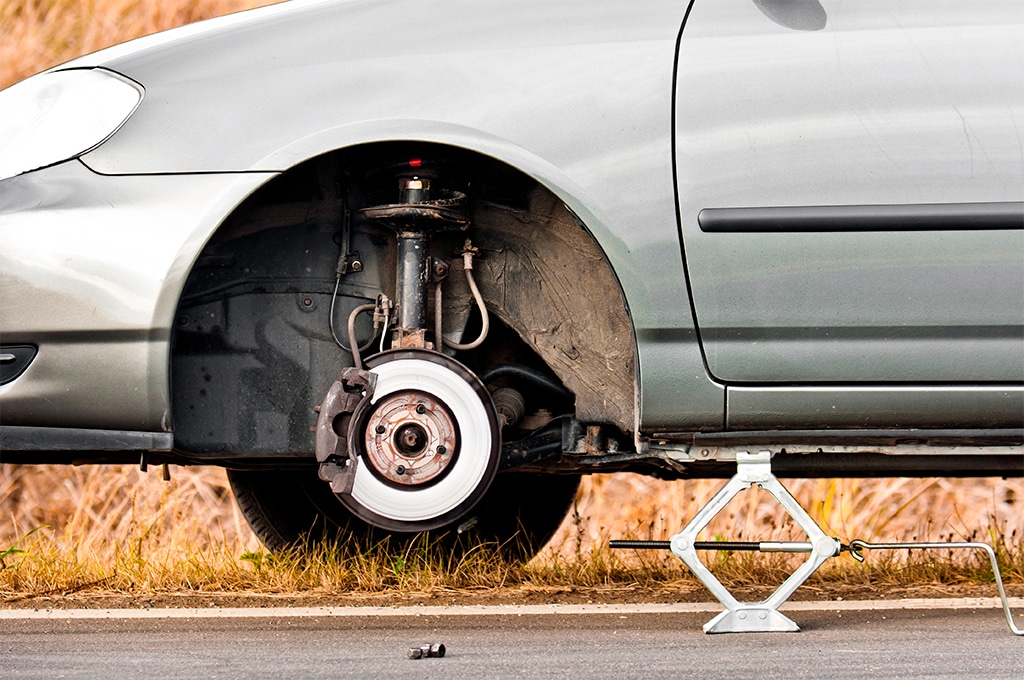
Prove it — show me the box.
[314,349,500,531]
[363,391,458,486]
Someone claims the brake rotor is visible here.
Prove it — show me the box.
[337,349,500,531]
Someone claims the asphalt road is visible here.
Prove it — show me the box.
[1,602,1022,679]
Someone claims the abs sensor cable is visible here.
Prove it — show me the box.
[329,278,377,354]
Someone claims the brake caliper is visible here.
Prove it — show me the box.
[314,367,377,495]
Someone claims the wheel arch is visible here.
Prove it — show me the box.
[168,136,638,458]
[253,118,634,273]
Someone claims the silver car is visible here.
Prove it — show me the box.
[1,0,1021,554]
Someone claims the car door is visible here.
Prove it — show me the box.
[674,0,1024,428]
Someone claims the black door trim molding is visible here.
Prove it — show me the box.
[698,201,1024,233]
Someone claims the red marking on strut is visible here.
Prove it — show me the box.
[409,158,423,167]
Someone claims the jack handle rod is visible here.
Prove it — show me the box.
[847,540,1022,636]
[609,540,817,553]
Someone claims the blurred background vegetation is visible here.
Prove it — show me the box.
[1,0,279,89]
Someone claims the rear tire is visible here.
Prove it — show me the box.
[228,468,580,560]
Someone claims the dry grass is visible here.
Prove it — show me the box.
[538,473,1024,594]
[1,1,1022,602]
[1,464,1021,600]
[548,473,1023,553]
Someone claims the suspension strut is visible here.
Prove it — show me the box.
[314,165,488,503]
[361,171,470,349]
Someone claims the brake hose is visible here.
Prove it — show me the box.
[435,247,490,351]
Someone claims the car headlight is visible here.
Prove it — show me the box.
[0,68,143,182]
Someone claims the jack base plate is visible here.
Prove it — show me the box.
[704,608,800,634]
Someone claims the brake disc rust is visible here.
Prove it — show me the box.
[363,391,458,487]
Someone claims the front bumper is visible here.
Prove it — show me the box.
[0,160,274,433]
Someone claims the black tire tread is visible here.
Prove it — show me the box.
[227,468,580,560]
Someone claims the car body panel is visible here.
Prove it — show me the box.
[0,0,1021,460]
[727,385,1022,430]
[55,0,726,431]
[676,0,1024,394]
[0,160,274,430]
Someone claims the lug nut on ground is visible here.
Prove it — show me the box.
[407,643,445,659]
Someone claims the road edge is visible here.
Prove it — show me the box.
[1,597,1022,619]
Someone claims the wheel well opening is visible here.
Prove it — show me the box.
[170,142,636,461]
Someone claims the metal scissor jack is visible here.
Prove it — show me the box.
[611,450,1023,636]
